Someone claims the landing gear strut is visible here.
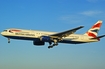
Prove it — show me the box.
[48,39,58,49]
[8,38,10,43]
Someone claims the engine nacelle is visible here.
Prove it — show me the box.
[33,41,45,46]
[40,36,52,42]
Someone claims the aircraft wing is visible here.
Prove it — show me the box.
[49,26,84,38]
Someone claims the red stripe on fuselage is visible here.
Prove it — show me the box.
[11,30,21,32]
[92,23,102,29]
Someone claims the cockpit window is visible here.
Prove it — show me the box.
[3,30,7,32]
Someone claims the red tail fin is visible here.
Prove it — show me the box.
[84,20,102,38]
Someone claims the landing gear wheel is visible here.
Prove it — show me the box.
[48,46,53,49]
[8,41,10,43]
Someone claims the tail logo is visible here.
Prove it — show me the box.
[84,20,102,39]
[92,23,102,29]
[91,29,99,33]
[87,32,97,38]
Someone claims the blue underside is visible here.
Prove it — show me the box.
[4,36,86,44]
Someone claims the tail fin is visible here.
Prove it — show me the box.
[84,20,102,38]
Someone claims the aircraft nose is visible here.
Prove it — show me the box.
[1,32,4,35]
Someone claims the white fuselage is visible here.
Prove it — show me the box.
[1,28,98,44]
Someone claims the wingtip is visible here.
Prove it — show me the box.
[80,26,84,28]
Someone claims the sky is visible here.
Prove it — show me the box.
[0,0,105,69]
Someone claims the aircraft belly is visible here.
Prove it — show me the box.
[60,39,87,44]
[4,35,39,41]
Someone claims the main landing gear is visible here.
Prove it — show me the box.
[48,44,58,49]
[48,39,58,49]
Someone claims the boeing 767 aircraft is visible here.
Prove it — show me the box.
[1,20,105,48]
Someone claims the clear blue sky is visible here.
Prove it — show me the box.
[0,0,105,69]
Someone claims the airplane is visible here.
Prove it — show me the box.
[1,20,105,49]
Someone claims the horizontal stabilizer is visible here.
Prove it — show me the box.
[90,34,105,39]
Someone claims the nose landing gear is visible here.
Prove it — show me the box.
[8,38,10,43]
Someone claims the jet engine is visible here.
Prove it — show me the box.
[33,41,45,46]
